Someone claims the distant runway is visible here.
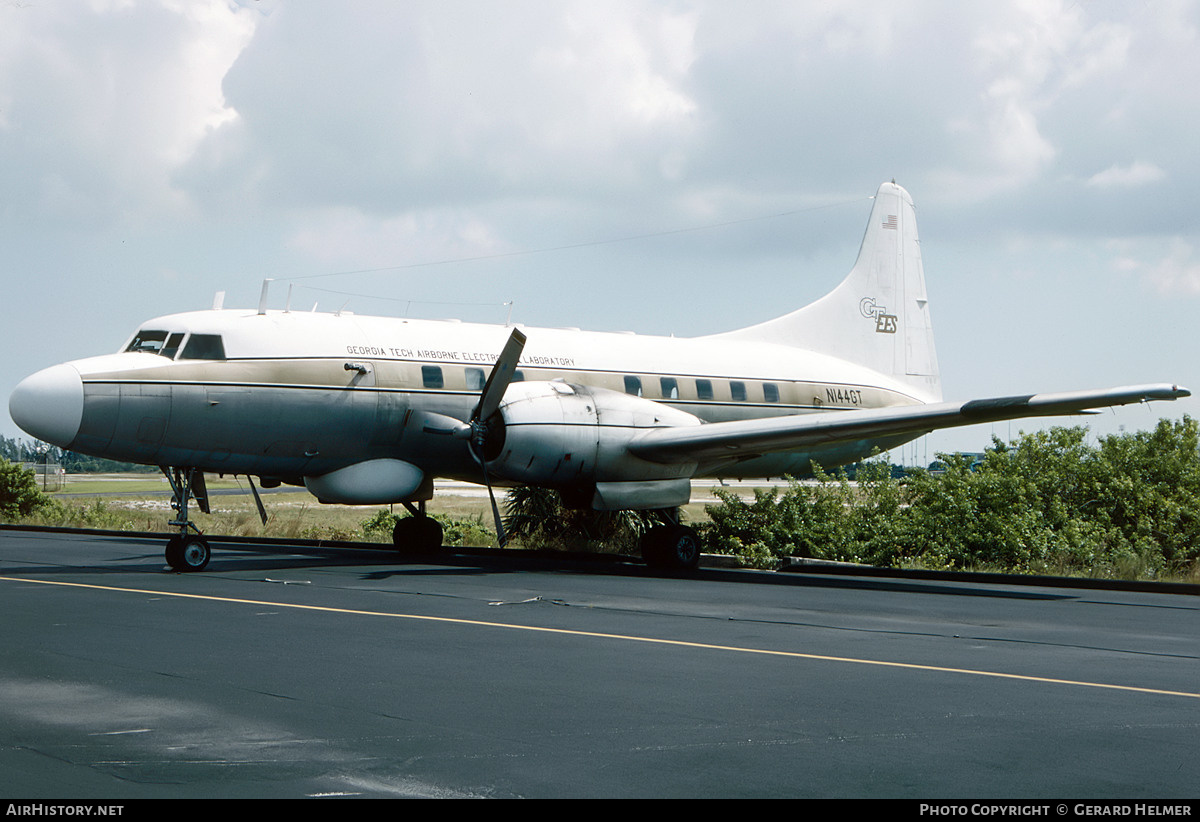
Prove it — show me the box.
[1,527,1197,799]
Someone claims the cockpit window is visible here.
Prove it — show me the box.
[126,330,171,356]
[161,333,185,360]
[180,334,226,360]
[126,330,225,360]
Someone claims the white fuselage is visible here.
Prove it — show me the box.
[19,307,929,492]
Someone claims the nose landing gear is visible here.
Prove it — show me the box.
[164,532,211,572]
[161,466,211,572]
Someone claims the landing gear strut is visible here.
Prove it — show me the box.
[161,467,211,572]
[392,501,444,553]
[639,509,701,571]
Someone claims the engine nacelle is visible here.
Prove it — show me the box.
[486,382,700,507]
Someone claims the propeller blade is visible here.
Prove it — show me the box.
[246,475,268,526]
[486,474,507,548]
[470,328,525,547]
[473,328,526,423]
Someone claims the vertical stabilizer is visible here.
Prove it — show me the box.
[717,181,941,401]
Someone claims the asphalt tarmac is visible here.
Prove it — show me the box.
[0,527,1197,799]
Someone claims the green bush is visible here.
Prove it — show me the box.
[0,458,49,520]
[17,497,146,531]
[502,486,657,553]
[360,508,400,542]
[358,509,499,548]
[701,418,1200,581]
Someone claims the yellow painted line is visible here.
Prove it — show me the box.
[4,574,1198,700]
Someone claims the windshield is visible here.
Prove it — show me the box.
[124,329,188,359]
[126,330,169,355]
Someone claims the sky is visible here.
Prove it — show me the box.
[2,0,1198,464]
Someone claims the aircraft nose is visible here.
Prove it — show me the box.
[9,363,84,449]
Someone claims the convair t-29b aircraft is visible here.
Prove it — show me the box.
[9,182,1189,571]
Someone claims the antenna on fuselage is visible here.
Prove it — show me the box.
[257,279,273,315]
[212,291,225,310]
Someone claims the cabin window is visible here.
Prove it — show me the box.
[179,334,226,360]
[763,382,780,403]
[421,365,444,389]
[696,379,713,400]
[730,381,747,402]
[624,375,642,397]
[512,370,525,382]
[660,377,679,399]
[465,367,486,391]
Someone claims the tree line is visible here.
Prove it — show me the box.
[0,435,152,473]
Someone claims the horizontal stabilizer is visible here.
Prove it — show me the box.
[627,384,1190,464]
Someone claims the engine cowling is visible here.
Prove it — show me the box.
[482,381,701,509]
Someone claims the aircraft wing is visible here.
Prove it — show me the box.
[627,383,1190,464]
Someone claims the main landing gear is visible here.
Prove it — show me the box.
[639,509,701,571]
[161,467,211,572]
[391,501,444,553]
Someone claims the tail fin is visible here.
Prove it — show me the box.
[716,181,941,402]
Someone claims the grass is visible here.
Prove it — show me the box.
[7,478,735,565]
[39,488,492,543]
[20,473,730,548]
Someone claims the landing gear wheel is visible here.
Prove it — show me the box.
[392,516,444,553]
[166,535,211,572]
[641,524,701,571]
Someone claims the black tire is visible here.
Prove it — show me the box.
[392,516,444,552]
[641,524,701,571]
[166,535,210,572]
[660,524,701,570]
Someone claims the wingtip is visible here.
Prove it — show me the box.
[1156,384,1191,400]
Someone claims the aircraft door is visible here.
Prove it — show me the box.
[117,382,172,461]
[369,372,409,452]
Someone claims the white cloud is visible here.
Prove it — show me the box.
[193,1,703,214]
[284,207,508,272]
[1086,161,1166,188]
[536,4,698,129]
[0,0,258,226]
[1116,238,1200,296]
[959,1,1137,191]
